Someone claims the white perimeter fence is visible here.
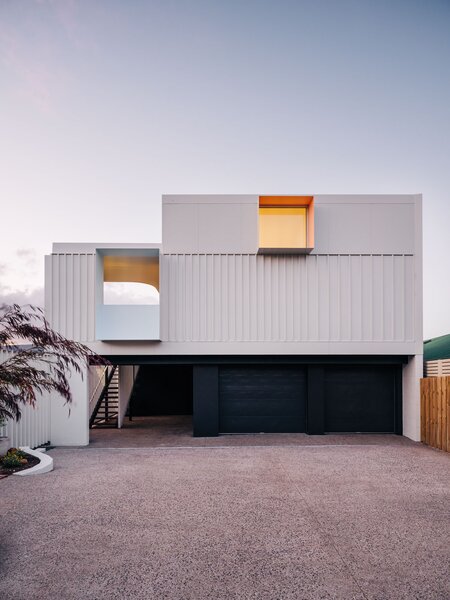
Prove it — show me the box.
[1,349,51,448]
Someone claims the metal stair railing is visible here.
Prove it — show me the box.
[89,365,118,428]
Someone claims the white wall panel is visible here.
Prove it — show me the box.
[160,254,416,345]
[162,195,259,253]
[313,196,416,254]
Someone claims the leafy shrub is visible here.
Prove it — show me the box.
[2,452,24,468]
[7,447,26,459]
[1,447,29,468]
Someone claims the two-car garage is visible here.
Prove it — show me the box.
[192,358,404,436]
[218,364,401,435]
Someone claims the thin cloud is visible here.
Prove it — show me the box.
[16,248,38,267]
[0,251,43,306]
[0,286,44,308]
[16,248,36,258]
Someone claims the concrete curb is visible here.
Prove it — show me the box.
[14,446,53,476]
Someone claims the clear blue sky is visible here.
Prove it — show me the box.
[1,0,449,338]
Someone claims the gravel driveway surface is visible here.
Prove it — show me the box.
[0,438,449,599]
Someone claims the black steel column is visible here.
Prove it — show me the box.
[307,366,325,434]
[193,365,219,437]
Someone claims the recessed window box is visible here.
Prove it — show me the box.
[258,196,314,254]
[95,248,160,341]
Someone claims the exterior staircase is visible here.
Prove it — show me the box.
[90,366,119,428]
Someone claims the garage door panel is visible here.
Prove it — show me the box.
[324,366,396,433]
[219,366,306,433]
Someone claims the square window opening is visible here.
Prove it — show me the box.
[258,196,314,253]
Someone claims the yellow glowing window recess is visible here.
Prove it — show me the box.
[103,255,159,289]
[258,196,314,252]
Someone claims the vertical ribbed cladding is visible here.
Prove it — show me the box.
[0,349,51,448]
[45,253,96,342]
[43,252,415,346]
[159,254,415,344]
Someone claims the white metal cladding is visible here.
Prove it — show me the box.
[0,350,51,448]
[45,251,417,347]
[160,254,416,343]
[45,253,96,341]
[5,398,51,448]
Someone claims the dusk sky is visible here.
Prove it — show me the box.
[1,0,449,339]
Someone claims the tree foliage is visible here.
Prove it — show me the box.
[0,304,107,422]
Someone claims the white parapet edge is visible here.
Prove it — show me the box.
[14,446,53,476]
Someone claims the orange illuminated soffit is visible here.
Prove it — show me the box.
[259,196,313,207]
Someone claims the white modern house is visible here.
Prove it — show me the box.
[44,194,423,445]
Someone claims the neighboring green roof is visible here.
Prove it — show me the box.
[424,334,450,361]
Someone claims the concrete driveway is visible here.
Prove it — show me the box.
[0,438,449,599]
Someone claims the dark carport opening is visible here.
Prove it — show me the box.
[89,362,193,437]
[129,365,193,418]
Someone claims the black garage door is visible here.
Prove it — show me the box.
[324,365,398,433]
[219,366,307,433]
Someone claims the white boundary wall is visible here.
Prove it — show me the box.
[1,349,51,448]
[49,366,88,446]
[5,398,51,449]
[1,349,89,447]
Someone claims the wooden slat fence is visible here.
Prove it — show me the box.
[424,359,450,377]
[420,376,450,452]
